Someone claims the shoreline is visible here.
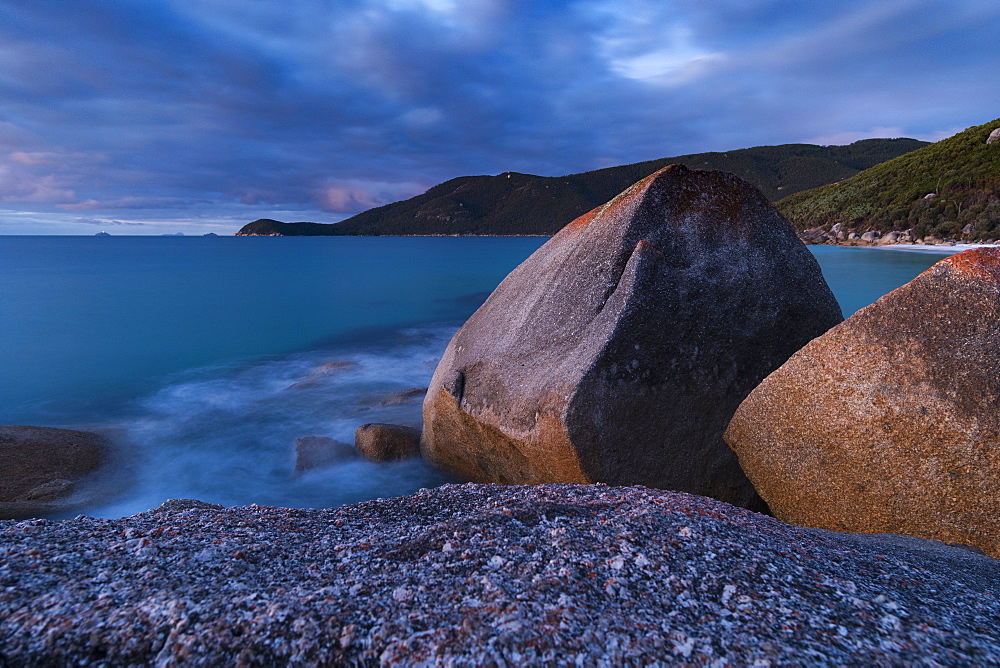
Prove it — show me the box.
[801,240,999,253]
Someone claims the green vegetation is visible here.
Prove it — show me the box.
[235,138,928,236]
[777,119,1000,242]
[236,219,344,236]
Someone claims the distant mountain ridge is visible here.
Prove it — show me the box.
[777,118,1000,243]
[236,138,928,237]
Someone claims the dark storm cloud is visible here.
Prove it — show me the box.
[0,0,998,232]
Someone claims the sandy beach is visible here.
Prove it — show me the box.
[875,243,1000,254]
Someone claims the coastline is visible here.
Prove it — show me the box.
[800,239,999,254]
[796,224,999,253]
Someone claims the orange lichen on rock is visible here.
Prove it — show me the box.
[564,206,601,233]
[932,246,1000,282]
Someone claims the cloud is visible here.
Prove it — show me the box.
[0,0,998,234]
[57,196,209,210]
[314,179,430,213]
[76,217,146,226]
[0,146,107,204]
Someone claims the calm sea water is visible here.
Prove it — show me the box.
[0,236,952,517]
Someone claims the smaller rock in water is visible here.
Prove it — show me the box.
[0,425,108,519]
[295,436,357,472]
[21,479,74,501]
[286,361,357,390]
[355,424,421,462]
[359,387,429,406]
[378,387,428,405]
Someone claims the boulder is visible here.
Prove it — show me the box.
[294,436,357,473]
[421,165,843,509]
[860,231,880,242]
[725,247,1000,557]
[797,227,826,244]
[987,127,1000,145]
[355,424,421,462]
[0,425,108,519]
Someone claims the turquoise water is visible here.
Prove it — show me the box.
[0,236,949,516]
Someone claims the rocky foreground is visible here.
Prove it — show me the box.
[2,484,997,665]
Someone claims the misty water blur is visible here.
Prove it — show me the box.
[0,237,948,516]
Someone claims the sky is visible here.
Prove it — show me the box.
[1,1,998,235]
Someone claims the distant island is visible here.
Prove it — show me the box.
[235,138,928,237]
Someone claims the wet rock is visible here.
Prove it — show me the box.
[294,436,357,472]
[286,361,357,390]
[361,387,428,406]
[725,247,1000,557]
[422,165,843,508]
[355,423,422,462]
[21,479,74,501]
[0,426,108,519]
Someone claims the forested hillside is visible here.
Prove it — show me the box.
[778,119,1000,242]
[237,138,928,236]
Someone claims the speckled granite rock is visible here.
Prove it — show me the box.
[1,484,997,665]
[422,164,842,509]
[0,425,109,520]
[726,247,1000,558]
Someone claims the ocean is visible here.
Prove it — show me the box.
[0,236,957,517]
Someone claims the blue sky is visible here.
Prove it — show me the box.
[1,0,998,235]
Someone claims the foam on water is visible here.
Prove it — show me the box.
[87,324,458,517]
[3,237,951,518]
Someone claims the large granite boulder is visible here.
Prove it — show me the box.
[422,165,843,508]
[725,247,1000,557]
[0,425,109,519]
